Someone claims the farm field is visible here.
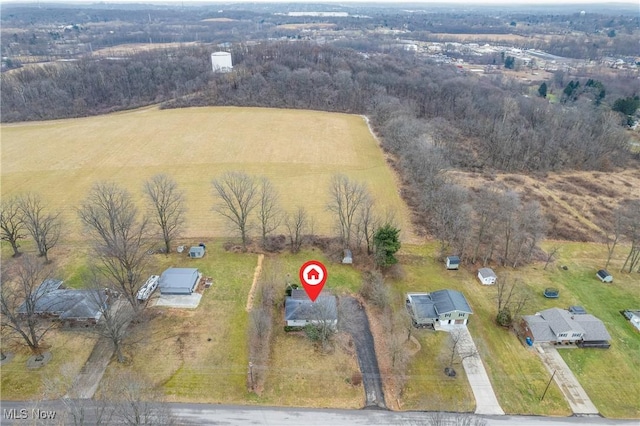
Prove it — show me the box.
[0,106,415,242]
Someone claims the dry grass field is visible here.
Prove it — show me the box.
[1,106,415,242]
[90,42,201,57]
[450,169,640,242]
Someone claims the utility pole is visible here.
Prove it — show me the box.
[541,370,556,401]
[248,362,254,390]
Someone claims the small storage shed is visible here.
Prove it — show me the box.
[446,256,460,270]
[477,268,497,285]
[596,269,613,283]
[342,249,353,265]
[189,246,205,258]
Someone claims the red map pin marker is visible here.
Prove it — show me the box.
[299,260,328,302]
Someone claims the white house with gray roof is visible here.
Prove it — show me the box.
[523,308,611,348]
[406,289,473,327]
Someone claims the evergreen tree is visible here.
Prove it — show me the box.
[538,82,547,98]
[373,224,401,268]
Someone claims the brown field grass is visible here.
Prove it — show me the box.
[90,42,201,57]
[1,106,416,242]
[450,169,640,242]
[276,23,337,30]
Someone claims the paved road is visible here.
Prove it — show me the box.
[438,324,505,415]
[535,344,599,415]
[1,401,632,426]
[339,296,386,409]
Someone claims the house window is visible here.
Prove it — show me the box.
[559,333,567,337]
[458,313,465,317]
[444,313,451,318]
[572,333,581,338]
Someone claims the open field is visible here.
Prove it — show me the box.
[276,23,337,30]
[426,33,552,43]
[1,106,415,242]
[90,42,201,57]
[450,169,640,242]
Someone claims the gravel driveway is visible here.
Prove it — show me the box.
[339,296,386,409]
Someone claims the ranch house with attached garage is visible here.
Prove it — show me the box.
[406,289,473,327]
[158,268,201,295]
[284,289,337,328]
[477,268,497,285]
[522,307,611,348]
[17,279,108,324]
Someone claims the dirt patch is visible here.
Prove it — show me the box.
[27,351,52,369]
[246,254,264,312]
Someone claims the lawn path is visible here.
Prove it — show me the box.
[537,186,604,236]
[246,254,264,312]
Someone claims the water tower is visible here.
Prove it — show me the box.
[211,51,233,73]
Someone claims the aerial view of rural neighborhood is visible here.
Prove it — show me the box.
[0,0,639,424]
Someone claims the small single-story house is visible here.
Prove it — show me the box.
[446,256,460,270]
[622,310,640,331]
[596,269,613,283]
[17,279,108,324]
[189,246,205,258]
[522,307,611,348]
[406,289,473,327]
[284,289,337,328]
[342,249,353,265]
[477,268,497,285]
[158,268,200,295]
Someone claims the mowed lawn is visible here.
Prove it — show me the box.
[256,251,364,408]
[1,106,414,241]
[540,242,640,419]
[99,241,258,403]
[392,243,570,416]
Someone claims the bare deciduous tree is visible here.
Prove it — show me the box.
[404,412,488,426]
[0,255,55,353]
[85,274,135,364]
[495,275,529,327]
[543,246,560,270]
[212,171,259,251]
[78,182,150,310]
[284,206,309,253]
[257,177,282,249]
[0,195,27,257]
[620,200,640,273]
[355,194,379,255]
[143,174,186,254]
[446,328,478,371]
[305,296,338,351]
[604,207,624,269]
[327,174,369,249]
[18,193,62,263]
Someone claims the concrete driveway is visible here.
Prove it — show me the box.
[154,293,202,309]
[535,344,599,415]
[438,324,505,415]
